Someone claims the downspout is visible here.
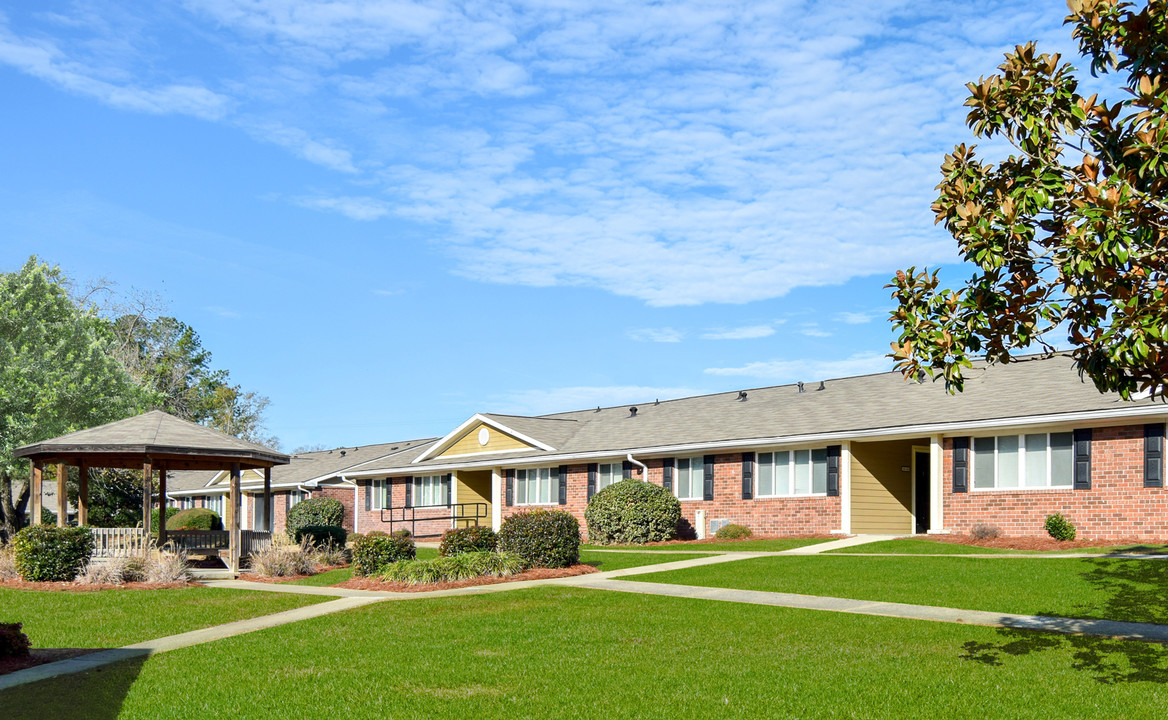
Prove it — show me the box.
[626,453,648,480]
[339,475,358,533]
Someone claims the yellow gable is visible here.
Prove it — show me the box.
[436,422,535,458]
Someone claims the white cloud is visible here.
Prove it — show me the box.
[242,121,358,173]
[837,311,881,324]
[800,327,833,338]
[495,385,700,416]
[627,327,683,343]
[705,352,891,381]
[204,305,241,318]
[295,195,388,220]
[701,325,774,340]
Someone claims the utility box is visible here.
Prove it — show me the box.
[695,509,706,540]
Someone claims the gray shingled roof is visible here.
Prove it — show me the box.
[348,356,1167,475]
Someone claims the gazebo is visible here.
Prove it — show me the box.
[14,410,290,572]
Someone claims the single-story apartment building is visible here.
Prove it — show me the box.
[171,356,1168,540]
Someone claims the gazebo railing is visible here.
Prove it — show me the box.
[91,527,151,558]
[241,530,272,558]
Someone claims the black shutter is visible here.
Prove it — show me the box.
[1074,428,1093,490]
[505,469,514,506]
[558,465,568,505]
[703,455,715,501]
[952,437,970,493]
[622,460,632,479]
[826,445,841,497]
[586,464,597,500]
[365,481,372,511]
[284,492,291,512]
[662,458,674,492]
[443,473,452,506]
[1146,423,1165,488]
[405,477,413,508]
[741,452,755,500]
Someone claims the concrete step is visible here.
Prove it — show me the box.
[189,568,236,581]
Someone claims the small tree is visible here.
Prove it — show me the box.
[890,0,1168,397]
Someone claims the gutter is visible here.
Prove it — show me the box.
[626,453,648,479]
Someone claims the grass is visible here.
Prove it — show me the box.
[582,537,830,552]
[828,538,1168,555]
[630,555,1168,622]
[285,567,354,586]
[7,586,1168,719]
[0,586,328,649]
[579,550,708,571]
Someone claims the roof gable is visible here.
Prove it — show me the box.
[416,414,558,462]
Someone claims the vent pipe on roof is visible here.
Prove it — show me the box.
[738,391,748,401]
[817,381,826,391]
[629,406,638,417]
[797,382,805,393]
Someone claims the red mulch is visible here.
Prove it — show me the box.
[923,534,1160,552]
[336,564,599,593]
[0,579,197,592]
[0,648,103,677]
[238,564,349,584]
[635,533,837,547]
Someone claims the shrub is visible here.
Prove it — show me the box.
[249,541,316,577]
[714,523,752,540]
[585,479,681,545]
[439,526,498,556]
[146,550,191,584]
[286,497,345,539]
[351,531,415,576]
[970,522,1002,540]
[0,623,31,658]
[41,508,57,526]
[311,541,349,568]
[13,525,94,582]
[498,509,580,568]
[150,506,182,533]
[379,551,525,585]
[0,543,17,581]
[77,556,147,585]
[346,532,365,545]
[167,508,222,531]
[1045,513,1077,542]
[294,525,347,548]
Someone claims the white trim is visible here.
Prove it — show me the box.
[413,414,556,463]
[839,441,852,535]
[929,435,946,533]
[910,444,930,535]
[491,467,502,531]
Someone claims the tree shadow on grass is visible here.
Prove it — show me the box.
[959,558,1168,684]
[3,652,147,719]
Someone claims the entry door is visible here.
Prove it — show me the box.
[913,451,930,534]
[254,494,269,532]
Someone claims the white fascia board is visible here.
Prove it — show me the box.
[169,482,308,496]
[412,413,555,463]
[302,451,407,487]
[345,405,1168,477]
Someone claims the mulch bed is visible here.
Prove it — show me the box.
[336,564,599,593]
[923,534,1156,552]
[238,564,350,584]
[633,533,837,547]
[0,648,104,677]
[0,579,197,592]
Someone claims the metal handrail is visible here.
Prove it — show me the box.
[378,502,488,538]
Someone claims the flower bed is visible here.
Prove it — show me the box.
[0,579,197,592]
[925,534,1154,552]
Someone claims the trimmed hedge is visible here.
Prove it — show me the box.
[714,523,752,540]
[380,551,525,585]
[439,526,497,556]
[498,509,580,568]
[151,506,181,534]
[167,508,222,531]
[286,497,345,539]
[585,479,681,545]
[0,623,31,658]
[13,525,94,582]
[1045,513,1077,541]
[294,525,348,548]
[351,530,415,576]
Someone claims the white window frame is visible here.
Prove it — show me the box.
[412,475,448,507]
[516,468,556,506]
[971,432,1074,491]
[755,448,829,497]
[597,462,624,492]
[289,489,309,507]
[675,457,705,501]
[205,494,224,516]
[371,479,390,510]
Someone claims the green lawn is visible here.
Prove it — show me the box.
[7,586,1167,719]
[579,550,708,571]
[0,586,328,649]
[285,567,354,586]
[583,537,830,552]
[829,538,1168,555]
[630,555,1168,622]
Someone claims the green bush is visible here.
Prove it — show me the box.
[150,506,181,534]
[294,525,348,548]
[585,479,681,545]
[498,509,580,568]
[0,623,31,658]
[13,525,94,582]
[346,532,364,545]
[379,551,525,585]
[351,531,415,576]
[1044,513,1077,541]
[41,508,57,526]
[286,497,345,539]
[439,526,498,556]
[167,507,222,531]
[714,523,752,540]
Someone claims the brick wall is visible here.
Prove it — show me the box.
[349,478,457,538]
[942,424,1168,539]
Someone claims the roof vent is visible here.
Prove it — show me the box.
[340,450,347,457]
[797,382,805,394]
[655,398,660,405]
[817,381,826,391]
[596,406,601,412]
[629,406,638,417]
[737,391,748,401]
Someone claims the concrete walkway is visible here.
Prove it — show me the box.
[779,534,902,554]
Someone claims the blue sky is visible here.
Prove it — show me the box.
[1,1,1082,450]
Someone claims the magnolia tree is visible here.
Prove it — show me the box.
[889,0,1168,396]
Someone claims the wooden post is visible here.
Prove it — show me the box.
[30,463,43,526]
[264,466,272,533]
[142,461,153,536]
[230,463,241,573]
[78,461,89,526]
[56,463,67,527]
[158,468,168,547]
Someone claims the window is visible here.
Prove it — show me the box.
[205,495,224,516]
[597,463,624,491]
[289,490,309,507]
[371,479,390,510]
[516,468,555,505]
[675,457,705,500]
[412,475,448,507]
[756,449,829,496]
[972,432,1073,490]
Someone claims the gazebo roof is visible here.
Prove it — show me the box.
[14,410,290,471]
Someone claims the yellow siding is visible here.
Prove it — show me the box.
[438,422,533,458]
[455,470,492,529]
[850,439,916,534]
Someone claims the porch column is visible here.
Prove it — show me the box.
[839,442,852,535]
[264,467,272,533]
[30,462,42,526]
[142,461,153,536]
[490,467,502,532]
[929,435,945,533]
[158,468,168,547]
[229,463,241,572]
[56,463,67,527]
[78,461,89,526]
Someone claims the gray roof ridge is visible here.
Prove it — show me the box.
[482,412,579,423]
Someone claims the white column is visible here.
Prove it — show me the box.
[929,435,946,533]
[490,467,503,531]
[839,441,852,535]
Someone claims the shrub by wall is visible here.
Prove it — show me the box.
[150,506,181,534]
[351,531,416,576]
[286,497,345,539]
[167,508,222,531]
[498,509,580,568]
[13,525,94,582]
[1045,513,1077,541]
[0,623,31,658]
[585,480,681,545]
[439,526,498,556]
[714,523,752,540]
[294,525,348,548]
